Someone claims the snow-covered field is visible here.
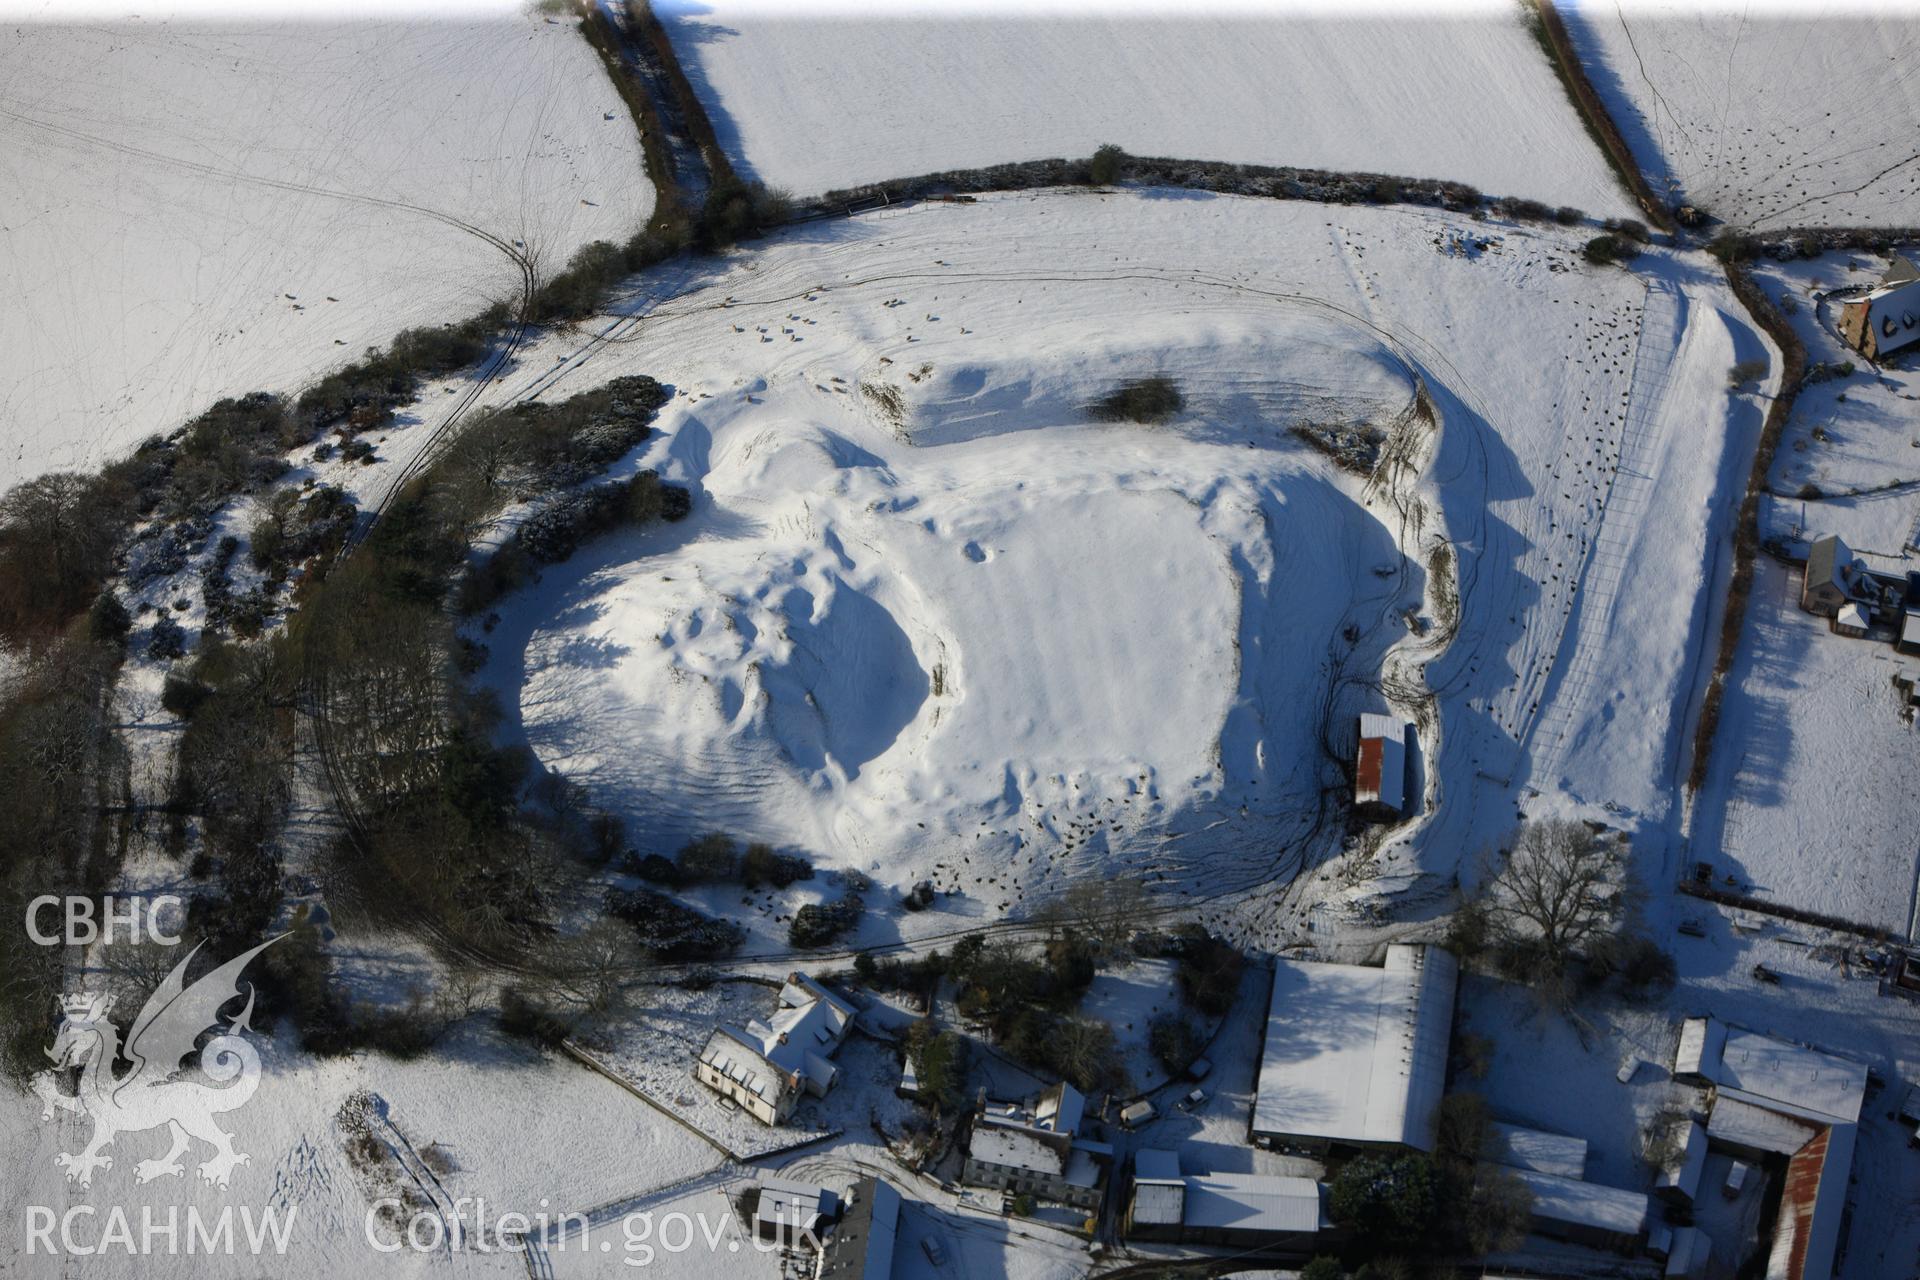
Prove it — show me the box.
[657,0,1636,219]
[0,9,650,491]
[439,188,1767,944]
[0,1020,724,1278]
[1678,249,1920,938]
[1562,0,1920,229]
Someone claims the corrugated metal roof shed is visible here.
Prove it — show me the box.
[1355,715,1408,813]
[1717,1029,1867,1122]
[1180,1174,1325,1234]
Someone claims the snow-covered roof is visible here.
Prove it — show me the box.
[1063,1146,1104,1190]
[1251,943,1457,1150]
[706,972,852,1102]
[1654,1119,1708,1201]
[1666,1225,1708,1279]
[1489,1122,1587,1179]
[1904,612,1920,646]
[819,1177,898,1280]
[1717,1028,1867,1122]
[1675,1016,1725,1078]
[1804,536,1852,595]
[1179,1174,1325,1235]
[1511,1169,1649,1239]
[699,1026,791,1104]
[1034,1081,1084,1134]
[1355,715,1408,813]
[1835,602,1869,630]
[1855,275,1920,356]
[1708,1090,1823,1156]
[755,1178,833,1237]
[1130,1176,1185,1226]
[970,1122,1068,1177]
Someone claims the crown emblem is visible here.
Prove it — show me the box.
[59,992,110,1020]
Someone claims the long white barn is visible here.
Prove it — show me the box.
[1250,943,1457,1152]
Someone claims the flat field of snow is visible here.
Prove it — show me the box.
[0,1020,724,1278]
[0,10,650,491]
[439,188,1766,944]
[1691,560,1920,936]
[1562,0,1920,229]
[657,0,1636,219]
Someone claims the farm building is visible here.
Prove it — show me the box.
[1354,713,1410,818]
[1123,1151,1328,1247]
[1509,1168,1650,1253]
[1832,601,1870,638]
[1489,1121,1587,1179]
[815,1177,899,1280]
[754,1178,836,1245]
[1670,1017,1867,1280]
[1800,536,1859,617]
[693,972,856,1124]
[1250,944,1457,1153]
[1650,1224,1710,1279]
[1837,255,1920,360]
[1901,612,1920,656]
[962,1082,1110,1211]
[1652,1117,1708,1204]
[1123,1149,1187,1238]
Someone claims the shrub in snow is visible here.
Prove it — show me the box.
[1582,233,1636,266]
[674,831,739,882]
[1174,928,1244,1016]
[1602,215,1650,244]
[741,842,813,889]
[1147,1013,1202,1075]
[1089,375,1184,425]
[146,615,187,661]
[604,887,742,960]
[1087,143,1126,186]
[789,895,863,948]
[87,592,131,644]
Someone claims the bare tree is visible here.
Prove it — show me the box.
[1045,876,1150,952]
[1477,819,1633,996]
[542,919,644,1023]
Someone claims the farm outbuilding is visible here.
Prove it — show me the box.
[1125,1150,1328,1248]
[1509,1168,1650,1253]
[815,1177,899,1280]
[1354,713,1410,818]
[1800,536,1856,617]
[1669,1017,1868,1280]
[1831,601,1869,638]
[1251,944,1457,1153]
[1837,255,1920,360]
[1489,1121,1588,1179]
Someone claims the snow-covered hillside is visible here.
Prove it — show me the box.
[0,11,650,491]
[656,0,1636,219]
[1562,0,1920,229]
[446,189,1761,936]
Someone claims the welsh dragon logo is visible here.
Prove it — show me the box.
[32,936,282,1189]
